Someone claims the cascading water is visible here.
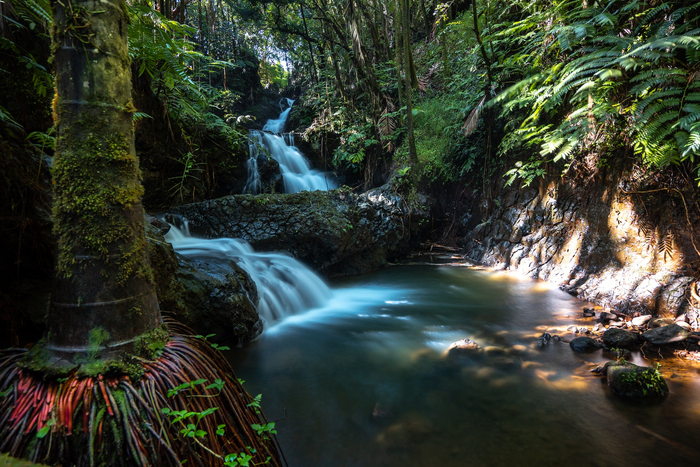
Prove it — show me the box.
[244,131,264,195]
[164,221,332,323]
[245,98,337,194]
[262,98,294,134]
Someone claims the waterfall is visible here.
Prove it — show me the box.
[244,99,338,194]
[262,97,294,134]
[244,131,264,195]
[165,221,333,323]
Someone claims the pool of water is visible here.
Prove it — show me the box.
[226,263,700,466]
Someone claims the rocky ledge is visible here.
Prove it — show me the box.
[458,160,700,328]
[170,184,432,276]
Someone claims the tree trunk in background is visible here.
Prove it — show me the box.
[45,0,161,367]
[402,0,417,163]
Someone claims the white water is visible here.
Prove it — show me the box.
[245,98,337,194]
[164,222,333,323]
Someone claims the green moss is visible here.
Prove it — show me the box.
[52,113,152,287]
[19,326,169,379]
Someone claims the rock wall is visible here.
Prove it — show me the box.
[171,185,431,276]
[458,161,700,326]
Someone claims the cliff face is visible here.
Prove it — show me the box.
[457,160,700,327]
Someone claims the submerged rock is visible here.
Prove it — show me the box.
[446,338,481,357]
[641,324,689,345]
[604,362,668,399]
[602,328,638,350]
[537,332,551,347]
[569,336,604,352]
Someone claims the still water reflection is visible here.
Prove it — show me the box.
[227,264,700,466]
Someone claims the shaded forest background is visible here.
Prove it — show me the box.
[2,0,700,344]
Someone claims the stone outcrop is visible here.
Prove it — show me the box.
[458,160,700,327]
[170,184,431,276]
[147,219,262,344]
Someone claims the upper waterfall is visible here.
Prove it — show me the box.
[245,98,337,194]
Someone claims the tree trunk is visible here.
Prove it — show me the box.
[44,0,161,368]
[402,0,417,163]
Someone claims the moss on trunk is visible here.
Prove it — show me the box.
[27,0,162,371]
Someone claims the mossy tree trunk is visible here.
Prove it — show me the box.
[42,0,161,369]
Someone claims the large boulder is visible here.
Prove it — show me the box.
[604,362,668,399]
[641,324,689,345]
[170,184,432,276]
[147,219,262,344]
[602,328,638,350]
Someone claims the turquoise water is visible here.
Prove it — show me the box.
[227,263,700,466]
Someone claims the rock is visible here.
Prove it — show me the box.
[648,318,675,329]
[582,308,596,318]
[675,314,687,323]
[602,328,638,350]
[603,347,632,361]
[641,324,689,345]
[170,184,432,276]
[632,315,652,327]
[675,321,691,331]
[604,362,668,399]
[537,332,551,347]
[569,336,604,352]
[552,335,561,342]
[446,338,481,356]
[147,221,262,344]
[599,312,617,322]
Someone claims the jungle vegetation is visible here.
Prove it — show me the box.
[0,1,698,464]
[2,0,699,194]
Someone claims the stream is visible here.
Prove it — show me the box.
[226,257,700,467]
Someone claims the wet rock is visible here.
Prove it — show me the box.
[641,324,689,345]
[537,332,551,347]
[569,336,604,352]
[170,184,432,276]
[582,307,596,318]
[446,338,481,356]
[602,329,638,350]
[676,321,691,331]
[604,362,668,399]
[648,317,675,329]
[632,315,652,327]
[147,221,262,344]
[599,312,617,322]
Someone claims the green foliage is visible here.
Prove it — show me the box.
[618,363,667,397]
[489,0,700,184]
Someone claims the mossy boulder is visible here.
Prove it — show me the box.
[604,362,669,399]
[170,184,432,276]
